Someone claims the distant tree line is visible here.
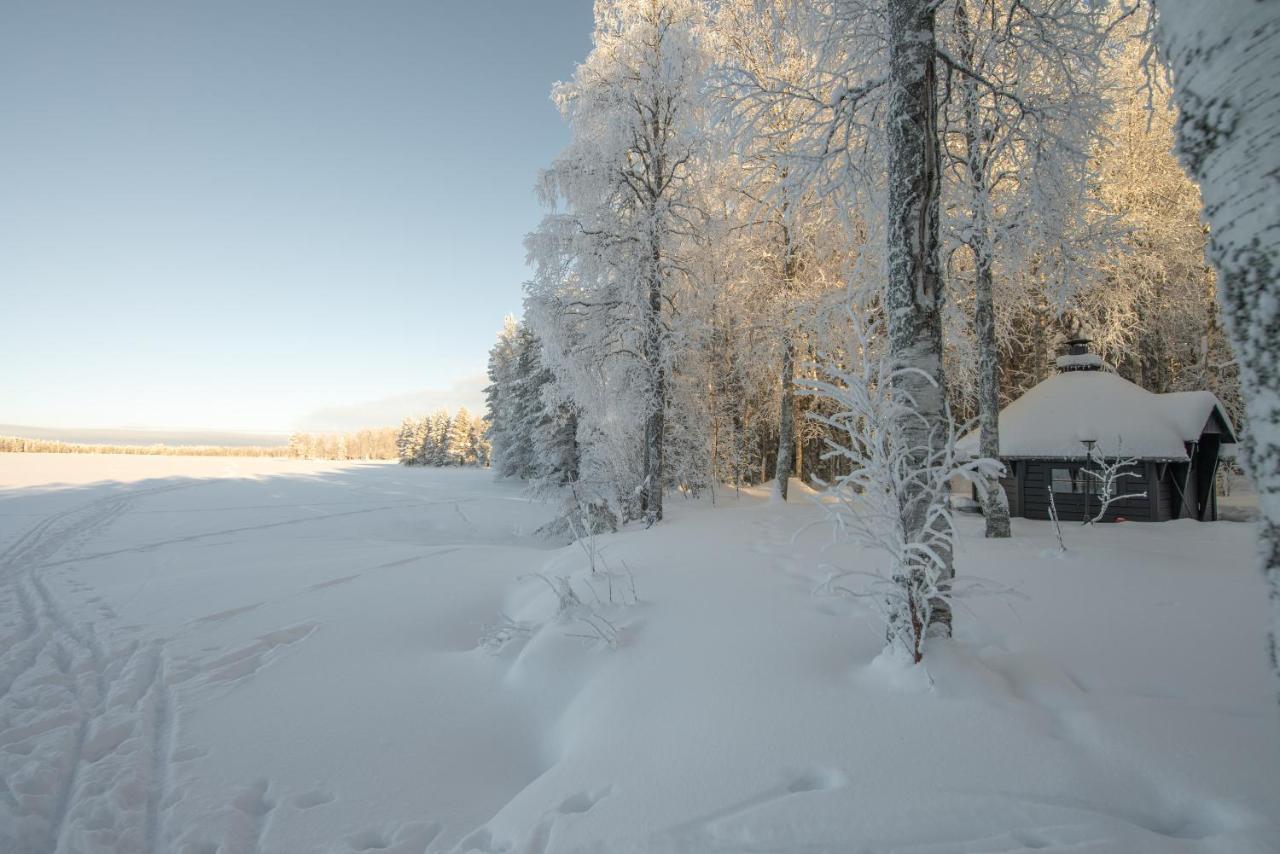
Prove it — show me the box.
[2,428,403,460]
[396,407,490,467]
[286,428,399,460]
[0,435,293,457]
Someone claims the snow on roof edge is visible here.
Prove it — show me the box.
[956,370,1235,461]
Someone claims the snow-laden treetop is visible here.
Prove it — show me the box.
[958,368,1236,461]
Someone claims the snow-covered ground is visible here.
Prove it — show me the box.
[0,454,1276,854]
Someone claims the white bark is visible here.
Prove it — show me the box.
[1155,0,1280,692]
[886,0,954,639]
[773,237,800,501]
[954,0,1011,538]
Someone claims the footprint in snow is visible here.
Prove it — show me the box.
[558,784,614,815]
[340,821,442,853]
[695,768,850,842]
[203,622,318,685]
[171,745,210,762]
[786,766,847,794]
[232,777,275,817]
[292,787,336,809]
[176,843,220,854]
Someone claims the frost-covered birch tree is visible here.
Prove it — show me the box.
[787,0,1106,634]
[527,0,709,525]
[881,0,957,635]
[1074,37,1228,406]
[1151,0,1280,691]
[714,0,834,501]
[940,0,1114,538]
[949,0,1011,537]
[727,0,956,639]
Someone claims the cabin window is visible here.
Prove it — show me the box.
[1051,467,1095,494]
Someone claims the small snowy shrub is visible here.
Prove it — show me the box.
[486,490,639,652]
[1046,485,1068,552]
[536,483,618,544]
[479,613,535,654]
[527,573,624,648]
[806,312,1000,663]
[513,564,637,650]
[1082,440,1147,525]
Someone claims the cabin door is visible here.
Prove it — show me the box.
[1195,436,1220,521]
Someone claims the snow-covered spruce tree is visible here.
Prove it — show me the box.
[517,324,582,492]
[466,414,492,468]
[526,0,709,526]
[445,407,473,466]
[395,418,412,465]
[1152,0,1280,691]
[407,417,430,466]
[484,316,523,477]
[485,310,578,483]
[414,416,433,467]
[428,410,452,467]
[530,384,579,491]
[508,325,554,479]
[484,319,543,479]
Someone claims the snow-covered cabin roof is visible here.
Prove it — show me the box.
[958,368,1237,461]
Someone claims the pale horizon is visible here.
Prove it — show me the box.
[0,372,489,437]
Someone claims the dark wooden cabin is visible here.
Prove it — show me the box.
[959,338,1237,523]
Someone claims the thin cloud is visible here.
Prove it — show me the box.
[297,373,488,432]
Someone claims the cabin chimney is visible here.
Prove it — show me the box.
[1056,336,1104,372]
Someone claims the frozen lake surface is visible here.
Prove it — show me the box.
[0,454,1276,853]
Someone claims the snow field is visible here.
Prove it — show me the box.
[0,454,1276,853]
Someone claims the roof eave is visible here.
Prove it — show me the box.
[996,453,1190,463]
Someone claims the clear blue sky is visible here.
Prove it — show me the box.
[0,1,593,433]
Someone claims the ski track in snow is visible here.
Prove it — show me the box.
[34,502,421,570]
[0,472,505,854]
[0,482,197,853]
[0,480,326,854]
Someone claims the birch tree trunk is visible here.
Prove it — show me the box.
[641,235,667,525]
[1155,0,1280,693]
[775,336,796,500]
[956,0,1011,538]
[973,240,1011,537]
[886,0,954,635]
[773,236,800,501]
